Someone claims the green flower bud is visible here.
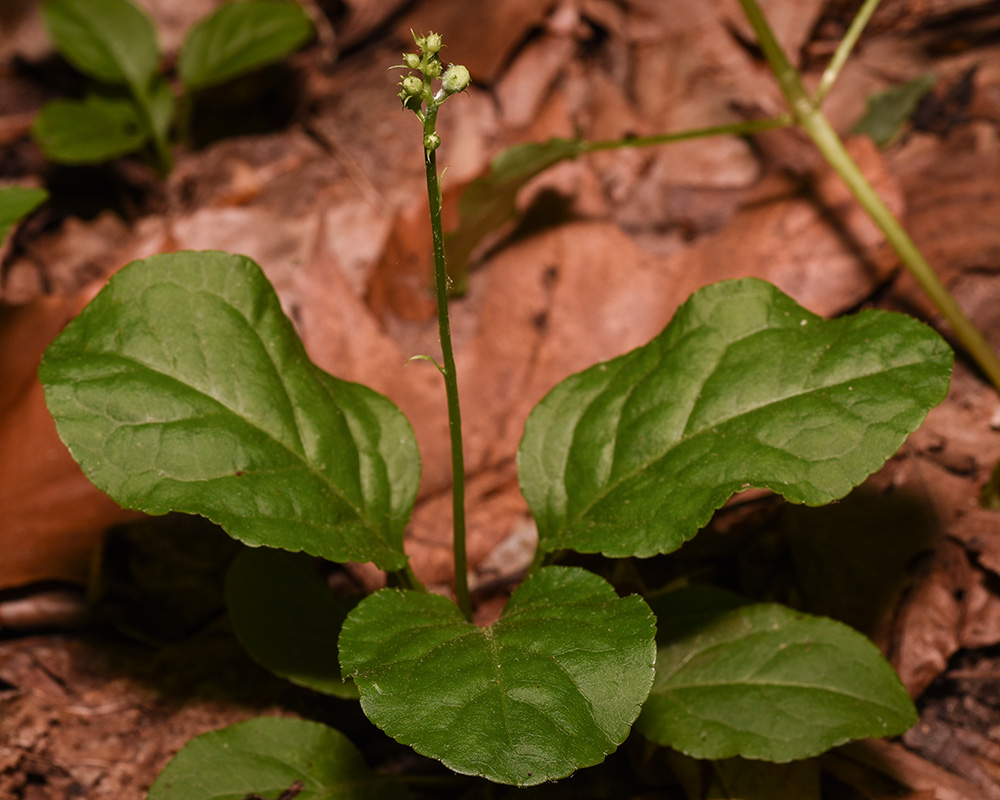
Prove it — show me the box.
[422,32,443,55]
[441,64,470,95]
[400,75,423,96]
[424,132,441,151]
[402,52,420,70]
[422,58,442,79]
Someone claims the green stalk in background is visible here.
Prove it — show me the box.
[740,0,1000,392]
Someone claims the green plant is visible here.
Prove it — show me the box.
[32,0,314,174]
[38,24,955,800]
[0,185,48,246]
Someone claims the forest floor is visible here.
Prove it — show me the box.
[2,0,1000,797]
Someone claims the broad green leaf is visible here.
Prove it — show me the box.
[225,547,357,698]
[179,0,315,91]
[852,73,937,148]
[444,137,585,281]
[339,566,656,787]
[518,277,953,558]
[42,0,159,88]
[0,186,47,245]
[32,94,148,164]
[636,586,917,762]
[40,251,418,571]
[146,716,412,799]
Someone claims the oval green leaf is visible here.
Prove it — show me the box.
[42,0,159,88]
[518,277,953,558]
[32,95,148,164]
[146,716,412,799]
[39,251,418,571]
[339,566,656,787]
[179,0,315,91]
[0,186,47,246]
[636,585,917,762]
[226,547,357,698]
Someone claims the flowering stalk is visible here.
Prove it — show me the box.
[397,33,474,620]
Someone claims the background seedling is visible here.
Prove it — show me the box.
[32,0,314,174]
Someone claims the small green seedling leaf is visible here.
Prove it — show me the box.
[339,566,656,787]
[179,0,315,91]
[636,585,918,762]
[444,137,585,278]
[32,93,148,164]
[226,547,357,698]
[0,186,47,246]
[40,251,419,571]
[852,73,937,148]
[42,0,160,89]
[518,277,953,558]
[146,716,412,800]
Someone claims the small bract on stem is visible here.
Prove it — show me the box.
[397,32,474,621]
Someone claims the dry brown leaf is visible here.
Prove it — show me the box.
[830,739,992,800]
[892,536,969,697]
[398,0,552,84]
[0,293,141,591]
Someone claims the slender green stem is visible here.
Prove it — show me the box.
[814,0,883,106]
[581,115,792,154]
[397,560,427,592]
[739,0,1000,392]
[128,80,172,175]
[425,146,473,621]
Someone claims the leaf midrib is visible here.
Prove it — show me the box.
[566,332,936,530]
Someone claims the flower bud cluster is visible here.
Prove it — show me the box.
[396,31,470,115]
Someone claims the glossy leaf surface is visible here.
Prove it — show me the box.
[42,0,159,88]
[179,0,315,90]
[518,278,953,558]
[0,186,47,245]
[32,95,147,164]
[339,566,656,786]
[146,716,411,799]
[40,251,418,571]
[636,586,918,761]
[226,547,357,698]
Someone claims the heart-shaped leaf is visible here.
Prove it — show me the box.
[40,251,419,571]
[32,94,148,164]
[0,186,47,246]
[518,277,952,558]
[146,716,412,799]
[42,0,159,89]
[636,586,917,762]
[179,0,315,91]
[226,547,357,698]
[339,566,656,786]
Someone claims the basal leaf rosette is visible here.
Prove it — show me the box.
[40,251,419,571]
[637,586,918,761]
[518,277,953,558]
[339,566,656,786]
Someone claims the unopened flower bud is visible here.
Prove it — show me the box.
[422,58,442,79]
[422,32,443,55]
[400,75,423,96]
[402,52,420,69]
[424,132,441,151]
[441,64,470,95]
